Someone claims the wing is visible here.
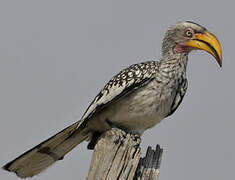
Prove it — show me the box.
[80,61,159,122]
[166,78,188,117]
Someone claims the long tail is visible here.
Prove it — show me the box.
[2,120,91,178]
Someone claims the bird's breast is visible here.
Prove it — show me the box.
[92,79,175,135]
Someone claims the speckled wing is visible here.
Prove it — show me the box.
[167,78,188,117]
[81,61,159,122]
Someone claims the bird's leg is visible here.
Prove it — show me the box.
[129,131,141,141]
[87,131,102,150]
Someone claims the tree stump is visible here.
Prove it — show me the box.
[86,128,163,180]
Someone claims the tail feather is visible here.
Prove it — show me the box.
[2,121,91,178]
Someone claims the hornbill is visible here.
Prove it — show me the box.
[3,21,222,178]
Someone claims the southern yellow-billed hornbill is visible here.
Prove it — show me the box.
[3,21,222,178]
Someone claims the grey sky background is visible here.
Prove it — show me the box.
[0,0,234,180]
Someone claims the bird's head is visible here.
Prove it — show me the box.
[162,21,222,67]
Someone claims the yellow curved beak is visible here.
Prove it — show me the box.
[185,31,222,67]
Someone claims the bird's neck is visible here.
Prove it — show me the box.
[159,53,188,79]
[161,33,190,69]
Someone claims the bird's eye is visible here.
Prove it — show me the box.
[185,30,193,38]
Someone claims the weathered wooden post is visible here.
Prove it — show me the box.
[86,128,163,180]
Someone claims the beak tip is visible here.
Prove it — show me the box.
[218,59,222,67]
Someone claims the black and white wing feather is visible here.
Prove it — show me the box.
[81,61,159,122]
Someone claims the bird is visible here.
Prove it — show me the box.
[3,21,222,178]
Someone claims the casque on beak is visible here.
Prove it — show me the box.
[185,31,222,67]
